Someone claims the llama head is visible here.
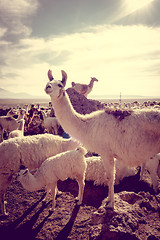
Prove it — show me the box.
[17,168,29,181]
[91,77,98,82]
[45,69,67,99]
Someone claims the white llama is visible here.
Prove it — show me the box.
[45,69,160,209]
[41,110,60,135]
[71,77,98,98]
[9,119,25,138]
[17,146,87,210]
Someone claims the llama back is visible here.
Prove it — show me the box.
[40,147,87,182]
[18,134,73,169]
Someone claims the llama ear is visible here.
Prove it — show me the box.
[23,169,28,175]
[71,82,75,87]
[61,70,67,87]
[20,164,26,170]
[48,69,54,81]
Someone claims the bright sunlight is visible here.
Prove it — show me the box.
[125,0,154,12]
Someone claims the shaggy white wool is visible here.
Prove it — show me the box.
[17,147,87,210]
[85,157,136,186]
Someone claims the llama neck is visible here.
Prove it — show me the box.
[18,121,24,131]
[51,92,87,141]
[21,172,44,192]
[88,79,95,88]
[42,111,46,120]
[17,114,24,120]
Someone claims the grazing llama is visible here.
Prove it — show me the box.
[17,146,87,211]
[45,69,160,209]
[0,134,79,215]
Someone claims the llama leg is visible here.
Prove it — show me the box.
[76,175,85,205]
[50,182,57,210]
[147,162,159,192]
[0,189,7,216]
[55,186,62,196]
[0,176,12,215]
[103,156,115,209]
[140,162,145,180]
[0,127,4,142]
[43,186,50,202]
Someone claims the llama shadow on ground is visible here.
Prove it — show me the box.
[0,193,52,240]
[55,204,80,240]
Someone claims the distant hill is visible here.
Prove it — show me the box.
[0,88,45,99]
[0,87,159,100]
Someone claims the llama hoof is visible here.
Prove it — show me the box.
[105,199,114,210]
[42,199,47,204]
[1,210,9,217]
[77,201,82,205]
[75,197,82,205]
[49,208,54,214]
[56,190,62,196]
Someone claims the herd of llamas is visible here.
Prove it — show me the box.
[0,69,160,217]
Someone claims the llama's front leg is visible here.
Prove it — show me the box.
[103,156,115,209]
[76,175,85,205]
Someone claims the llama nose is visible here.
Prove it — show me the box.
[46,84,51,89]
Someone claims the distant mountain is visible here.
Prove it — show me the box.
[0,88,46,99]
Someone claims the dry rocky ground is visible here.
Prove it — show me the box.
[0,90,160,240]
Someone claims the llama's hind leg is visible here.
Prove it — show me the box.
[50,182,57,211]
[0,127,4,143]
[43,186,50,203]
[103,155,115,209]
[0,189,7,216]
[76,175,85,205]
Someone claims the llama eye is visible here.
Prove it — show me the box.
[58,84,63,88]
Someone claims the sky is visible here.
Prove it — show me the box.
[0,0,160,98]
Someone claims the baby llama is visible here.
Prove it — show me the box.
[0,134,79,215]
[17,146,87,210]
[45,69,160,210]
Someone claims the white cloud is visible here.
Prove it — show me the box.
[0,0,39,38]
[0,0,38,17]
[1,24,160,97]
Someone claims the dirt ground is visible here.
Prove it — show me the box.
[0,97,160,240]
[0,171,160,240]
